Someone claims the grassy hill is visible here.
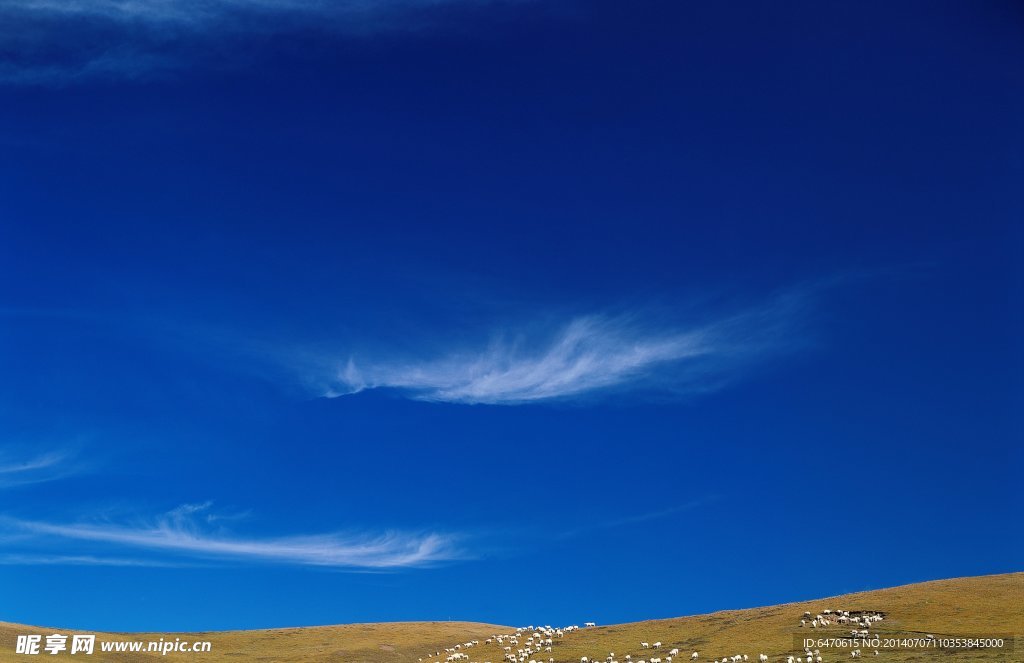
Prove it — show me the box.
[1,573,1020,662]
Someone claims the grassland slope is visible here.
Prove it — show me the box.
[0,572,1020,662]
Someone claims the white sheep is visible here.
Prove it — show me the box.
[653,643,662,650]
[642,643,650,650]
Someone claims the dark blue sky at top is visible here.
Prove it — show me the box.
[0,0,1021,632]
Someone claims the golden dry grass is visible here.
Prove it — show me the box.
[0,573,1020,663]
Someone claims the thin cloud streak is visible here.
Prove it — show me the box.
[0,553,189,567]
[0,0,517,84]
[6,0,460,24]
[556,497,717,540]
[0,503,462,569]
[0,449,87,488]
[327,293,806,405]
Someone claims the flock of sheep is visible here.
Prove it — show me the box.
[795,608,888,660]
[419,624,576,663]
[798,609,885,633]
[416,608,888,663]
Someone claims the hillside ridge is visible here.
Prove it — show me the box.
[1,572,1020,662]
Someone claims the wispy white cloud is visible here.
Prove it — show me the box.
[0,449,87,488]
[9,0,487,23]
[0,553,188,567]
[0,0,515,84]
[0,502,461,569]
[556,497,717,539]
[324,293,806,405]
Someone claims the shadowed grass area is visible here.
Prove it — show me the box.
[0,573,1020,662]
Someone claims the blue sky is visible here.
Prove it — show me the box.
[1,0,1022,632]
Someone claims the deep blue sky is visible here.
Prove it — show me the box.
[0,0,1021,632]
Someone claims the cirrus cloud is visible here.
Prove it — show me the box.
[0,502,462,569]
[0,448,89,488]
[0,0,520,84]
[322,291,809,405]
